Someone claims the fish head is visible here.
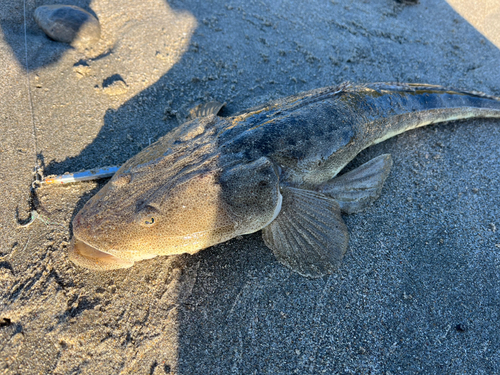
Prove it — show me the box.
[70,150,282,270]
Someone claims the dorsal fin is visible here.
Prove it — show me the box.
[188,101,226,120]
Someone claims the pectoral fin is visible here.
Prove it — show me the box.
[262,187,349,278]
[318,154,393,214]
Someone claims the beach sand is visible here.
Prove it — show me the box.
[1,0,499,373]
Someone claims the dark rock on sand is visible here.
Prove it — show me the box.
[34,5,100,48]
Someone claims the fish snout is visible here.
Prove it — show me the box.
[68,238,135,271]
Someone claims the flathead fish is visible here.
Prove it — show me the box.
[70,82,500,277]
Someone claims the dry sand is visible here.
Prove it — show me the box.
[1,0,499,374]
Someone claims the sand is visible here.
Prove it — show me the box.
[1,0,499,373]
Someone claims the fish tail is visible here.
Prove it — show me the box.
[359,83,500,145]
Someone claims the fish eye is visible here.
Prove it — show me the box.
[136,205,160,227]
[144,217,155,226]
[137,215,157,227]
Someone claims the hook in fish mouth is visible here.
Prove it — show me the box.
[69,239,135,271]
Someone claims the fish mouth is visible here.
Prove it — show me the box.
[69,238,135,271]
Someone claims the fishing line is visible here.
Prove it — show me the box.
[19,1,117,227]
[19,0,43,227]
[23,0,42,186]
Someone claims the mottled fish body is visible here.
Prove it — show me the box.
[70,83,500,277]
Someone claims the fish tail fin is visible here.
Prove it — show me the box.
[358,83,500,146]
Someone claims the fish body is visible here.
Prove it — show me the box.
[70,83,500,276]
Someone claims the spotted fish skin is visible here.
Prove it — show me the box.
[70,82,500,276]
[216,82,500,187]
